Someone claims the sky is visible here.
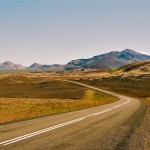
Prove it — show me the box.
[0,0,150,66]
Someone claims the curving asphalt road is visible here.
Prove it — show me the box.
[0,81,142,150]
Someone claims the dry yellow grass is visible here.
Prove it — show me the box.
[141,97,150,106]
[0,90,117,123]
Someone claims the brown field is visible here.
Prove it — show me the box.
[0,75,117,123]
[78,76,150,99]
[0,76,86,99]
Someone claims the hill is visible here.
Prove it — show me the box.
[0,61,25,70]
[118,60,150,73]
[67,49,150,69]
[28,63,63,70]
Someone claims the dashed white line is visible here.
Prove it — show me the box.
[0,98,130,146]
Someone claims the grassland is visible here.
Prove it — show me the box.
[0,75,117,123]
[0,76,86,99]
[1,71,149,124]
[78,75,150,100]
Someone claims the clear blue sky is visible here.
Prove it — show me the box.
[0,0,150,66]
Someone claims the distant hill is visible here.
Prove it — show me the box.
[0,61,25,70]
[118,60,150,73]
[28,63,63,70]
[28,63,42,70]
[67,49,150,69]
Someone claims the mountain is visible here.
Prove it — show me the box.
[0,61,25,70]
[28,63,63,70]
[67,49,150,69]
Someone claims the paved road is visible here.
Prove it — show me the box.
[0,81,142,150]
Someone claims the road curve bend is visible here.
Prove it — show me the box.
[0,81,142,150]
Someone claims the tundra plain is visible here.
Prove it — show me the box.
[0,74,117,123]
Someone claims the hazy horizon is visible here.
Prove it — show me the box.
[0,0,150,66]
[1,48,150,67]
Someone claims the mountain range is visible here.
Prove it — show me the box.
[0,62,62,71]
[67,49,150,69]
[0,49,150,70]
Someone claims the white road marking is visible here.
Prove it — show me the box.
[0,98,131,146]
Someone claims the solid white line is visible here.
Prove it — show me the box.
[0,98,131,146]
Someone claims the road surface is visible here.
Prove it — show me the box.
[0,81,143,150]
